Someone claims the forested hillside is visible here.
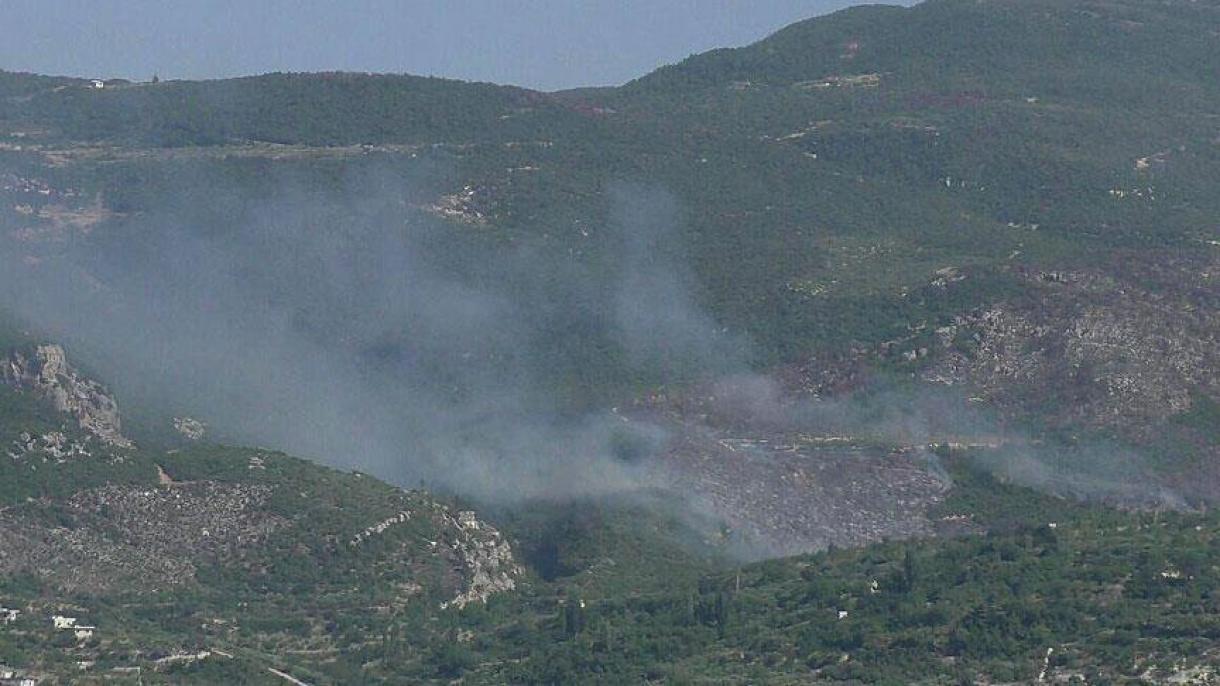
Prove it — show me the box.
[2,0,1220,682]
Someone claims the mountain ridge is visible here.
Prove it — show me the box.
[3,0,1220,681]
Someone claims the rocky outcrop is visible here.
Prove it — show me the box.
[2,345,132,448]
[6,430,92,461]
[345,498,524,609]
[440,510,523,609]
[172,417,206,441]
[350,510,413,547]
[421,184,495,227]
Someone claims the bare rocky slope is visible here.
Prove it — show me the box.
[0,344,526,682]
[0,345,522,604]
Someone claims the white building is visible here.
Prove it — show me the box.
[52,615,77,630]
[89,79,105,89]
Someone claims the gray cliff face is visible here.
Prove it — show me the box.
[2,344,132,448]
[440,510,523,609]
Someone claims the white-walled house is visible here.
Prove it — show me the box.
[52,615,77,630]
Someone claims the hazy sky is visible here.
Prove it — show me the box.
[0,1,908,91]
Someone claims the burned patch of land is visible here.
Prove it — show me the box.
[655,425,952,557]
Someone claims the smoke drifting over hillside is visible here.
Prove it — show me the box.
[700,373,1187,509]
[0,157,1185,519]
[0,162,744,501]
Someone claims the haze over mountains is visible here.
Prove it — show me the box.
[1,0,1220,683]
[0,1,896,90]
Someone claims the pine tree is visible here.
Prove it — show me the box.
[896,550,917,593]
